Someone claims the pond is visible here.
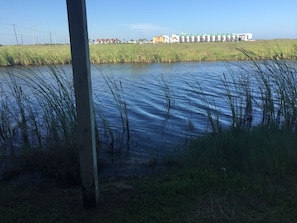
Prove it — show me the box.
[0,61,270,177]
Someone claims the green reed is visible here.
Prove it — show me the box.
[233,46,297,131]
[185,78,221,134]
[0,66,76,151]
[0,45,71,66]
[0,66,82,181]
[93,95,114,151]
[1,39,297,66]
[221,70,253,130]
[102,74,130,154]
[0,64,133,168]
[160,74,174,114]
[183,46,297,176]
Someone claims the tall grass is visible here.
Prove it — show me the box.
[0,67,98,148]
[0,66,79,182]
[102,74,130,155]
[183,44,297,177]
[187,45,297,135]
[160,74,175,114]
[221,70,253,129]
[185,77,221,134]
[172,44,297,182]
[232,47,297,131]
[1,39,297,66]
[0,45,72,66]
[0,66,133,181]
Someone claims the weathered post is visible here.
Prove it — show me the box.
[66,0,99,208]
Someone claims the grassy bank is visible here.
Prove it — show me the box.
[1,127,297,222]
[0,39,297,66]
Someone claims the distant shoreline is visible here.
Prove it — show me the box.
[0,39,296,67]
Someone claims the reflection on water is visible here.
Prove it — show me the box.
[90,62,232,151]
[0,62,254,172]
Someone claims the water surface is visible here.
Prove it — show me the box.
[0,61,256,176]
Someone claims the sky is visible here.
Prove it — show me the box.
[0,0,297,45]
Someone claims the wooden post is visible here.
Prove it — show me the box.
[66,0,99,208]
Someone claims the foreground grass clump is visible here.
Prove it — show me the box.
[184,126,297,175]
[0,39,297,66]
[1,127,297,222]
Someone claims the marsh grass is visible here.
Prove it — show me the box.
[0,66,80,182]
[93,96,114,151]
[189,44,297,135]
[221,70,253,129]
[19,66,77,146]
[185,76,221,134]
[0,45,72,66]
[102,75,130,155]
[178,45,297,180]
[232,47,297,131]
[0,65,135,181]
[160,74,175,114]
[1,39,297,66]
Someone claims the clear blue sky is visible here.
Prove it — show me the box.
[1,0,297,45]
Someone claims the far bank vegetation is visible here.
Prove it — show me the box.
[0,39,296,66]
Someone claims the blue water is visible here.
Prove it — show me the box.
[90,62,230,154]
[0,61,264,176]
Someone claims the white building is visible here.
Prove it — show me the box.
[170,34,180,43]
[210,34,216,42]
[216,35,221,42]
[238,33,253,41]
[196,35,200,42]
[154,32,253,44]
[163,35,170,43]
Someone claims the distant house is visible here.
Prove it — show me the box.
[238,33,253,41]
[137,39,151,44]
[93,38,121,44]
[154,34,178,43]
[163,35,170,43]
[127,40,137,44]
[153,35,164,43]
